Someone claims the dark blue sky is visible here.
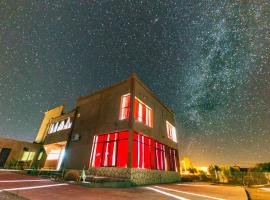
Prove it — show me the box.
[0,1,269,166]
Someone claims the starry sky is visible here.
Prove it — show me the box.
[0,1,269,167]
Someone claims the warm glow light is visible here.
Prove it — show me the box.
[166,121,177,143]
[48,117,72,134]
[134,97,153,127]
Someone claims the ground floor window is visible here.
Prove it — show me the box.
[133,132,178,171]
[167,147,177,172]
[90,131,129,167]
[90,131,178,171]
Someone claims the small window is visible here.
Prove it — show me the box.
[37,152,44,160]
[21,151,35,161]
[119,94,130,120]
[166,121,177,143]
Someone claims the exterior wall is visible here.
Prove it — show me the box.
[43,111,75,145]
[131,168,181,185]
[36,74,180,178]
[88,167,181,185]
[64,80,131,169]
[35,105,64,143]
[133,77,180,171]
[0,137,41,168]
[134,78,177,149]
[89,167,131,179]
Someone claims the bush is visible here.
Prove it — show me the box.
[64,170,80,182]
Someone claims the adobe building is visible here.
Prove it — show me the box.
[0,137,41,169]
[1,74,181,184]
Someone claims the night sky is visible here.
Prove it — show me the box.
[0,1,269,167]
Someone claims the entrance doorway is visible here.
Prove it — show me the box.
[44,142,66,170]
[0,148,11,167]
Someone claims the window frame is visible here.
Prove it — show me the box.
[134,97,153,128]
[119,94,130,120]
[91,131,129,168]
[166,121,177,143]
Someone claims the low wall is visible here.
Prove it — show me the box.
[89,167,131,179]
[131,168,181,185]
[88,167,181,185]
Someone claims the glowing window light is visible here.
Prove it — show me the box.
[57,120,65,132]
[56,149,65,170]
[166,121,177,143]
[21,152,35,161]
[47,149,61,160]
[134,97,153,128]
[48,117,72,134]
[63,118,72,129]
[91,132,128,168]
[119,94,130,120]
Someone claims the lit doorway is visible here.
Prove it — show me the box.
[44,142,66,170]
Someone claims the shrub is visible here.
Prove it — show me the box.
[64,170,80,182]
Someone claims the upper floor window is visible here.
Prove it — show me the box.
[119,94,130,120]
[134,97,153,128]
[166,121,177,143]
[48,117,72,134]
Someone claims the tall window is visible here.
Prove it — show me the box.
[119,94,130,120]
[132,133,154,169]
[168,147,177,172]
[91,131,129,168]
[155,142,165,170]
[134,97,153,127]
[166,121,177,143]
[132,132,177,171]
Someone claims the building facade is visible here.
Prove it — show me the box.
[1,74,181,184]
[0,137,41,169]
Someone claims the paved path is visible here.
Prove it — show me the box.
[0,171,247,200]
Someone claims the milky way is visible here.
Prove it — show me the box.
[0,1,269,166]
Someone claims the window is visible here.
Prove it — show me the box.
[155,142,165,170]
[48,117,72,134]
[132,133,153,169]
[134,97,153,127]
[166,121,177,142]
[21,151,35,161]
[168,147,177,172]
[37,152,43,160]
[132,132,178,172]
[119,94,130,120]
[91,131,129,168]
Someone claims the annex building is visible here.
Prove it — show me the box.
[0,74,181,184]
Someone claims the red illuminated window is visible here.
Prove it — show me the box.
[119,94,130,120]
[155,142,165,170]
[90,131,129,168]
[134,97,153,127]
[166,121,177,142]
[132,133,153,169]
[132,132,178,171]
